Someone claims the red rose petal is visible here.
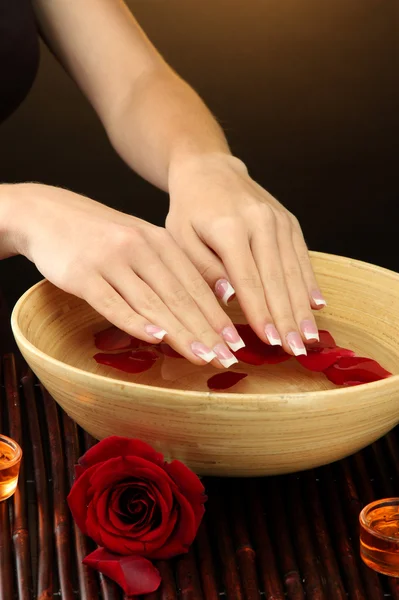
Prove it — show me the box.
[67,464,99,535]
[83,548,161,595]
[312,330,337,349]
[94,350,158,373]
[324,356,392,385]
[94,326,132,351]
[159,343,184,358]
[297,346,355,372]
[234,324,290,365]
[207,372,248,391]
[78,437,165,472]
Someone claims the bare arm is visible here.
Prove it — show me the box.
[31,0,324,355]
[33,0,230,191]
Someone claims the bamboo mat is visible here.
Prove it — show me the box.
[1,352,399,600]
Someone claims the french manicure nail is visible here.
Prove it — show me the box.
[286,332,307,356]
[265,324,282,346]
[222,326,245,352]
[191,342,217,363]
[144,324,167,340]
[301,320,319,342]
[215,279,236,305]
[311,290,327,307]
[213,343,239,368]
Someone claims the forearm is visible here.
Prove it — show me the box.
[104,68,232,192]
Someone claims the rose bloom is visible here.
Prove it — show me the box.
[68,436,206,595]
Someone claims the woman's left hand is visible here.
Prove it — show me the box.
[166,153,326,356]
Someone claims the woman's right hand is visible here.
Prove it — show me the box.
[1,183,244,368]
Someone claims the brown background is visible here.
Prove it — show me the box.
[0,0,397,309]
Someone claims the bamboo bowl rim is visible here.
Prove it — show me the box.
[11,251,399,401]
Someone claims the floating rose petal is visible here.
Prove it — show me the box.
[207,372,248,391]
[312,330,337,349]
[297,346,355,372]
[234,324,290,365]
[94,326,132,351]
[159,344,184,359]
[94,350,158,374]
[324,356,392,385]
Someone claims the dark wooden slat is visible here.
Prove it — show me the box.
[246,480,285,600]
[21,372,53,600]
[0,359,14,600]
[229,479,260,600]
[194,520,218,600]
[3,354,32,600]
[302,471,346,599]
[207,480,244,600]
[336,459,385,600]
[267,478,304,600]
[0,501,14,600]
[287,476,327,600]
[176,547,203,600]
[62,411,100,600]
[323,466,366,600]
[41,387,74,600]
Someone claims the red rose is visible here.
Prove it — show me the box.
[67,437,206,596]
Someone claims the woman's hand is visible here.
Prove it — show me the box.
[2,183,244,367]
[166,153,326,356]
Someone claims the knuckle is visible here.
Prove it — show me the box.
[239,274,263,290]
[166,287,193,308]
[189,276,211,298]
[209,216,243,238]
[284,265,302,281]
[197,261,218,280]
[267,270,285,286]
[275,210,291,230]
[140,290,162,313]
[101,293,122,313]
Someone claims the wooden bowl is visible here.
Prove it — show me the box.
[11,252,399,476]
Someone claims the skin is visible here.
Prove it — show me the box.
[0,0,325,366]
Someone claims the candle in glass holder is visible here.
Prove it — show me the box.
[360,498,399,577]
[0,434,22,502]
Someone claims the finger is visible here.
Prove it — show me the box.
[158,232,244,349]
[250,216,307,356]
[208,224,278,347]
[82,276,168,344]
[290,218,327,309]
[175,229,237,305]
[274,216,320,343]
[106,262,237,369]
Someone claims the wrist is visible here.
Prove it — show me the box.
[0,183,38,257]
[168,151,248,191]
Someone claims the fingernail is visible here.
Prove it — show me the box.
[311,290,327,307]
[215,279,236,305]
[286,332,307,356]
[144,324,167,340]
[301,320,319,342]
[213,343,239,368]
[265,324,282,346]
[191,342,217,363]
[221,326,245,352]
